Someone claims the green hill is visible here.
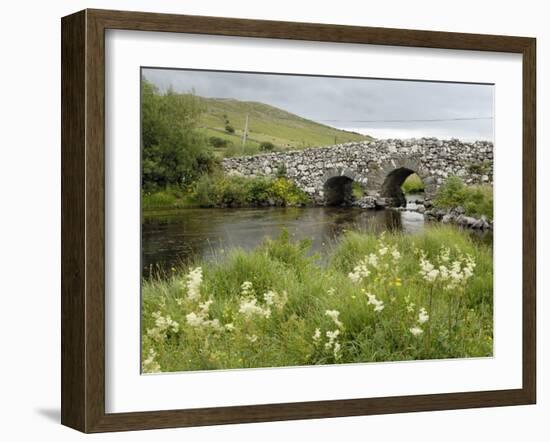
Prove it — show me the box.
[197,97,372,156]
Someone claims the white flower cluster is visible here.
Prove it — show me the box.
[366,292,385,312]
[324,329,342,360]
[312,309,344,360]
[185,267,203,300]
[348,237,401,283]
[239,296,272,319]
[348,258,370,283]
[325,309,343,328]
[238,282,288,320]
[146,311,179,342]
[419,250,476,289]
[263,290,288,311]
[142,348,161,373]
[419,257,439,282]
[409,306,429,337]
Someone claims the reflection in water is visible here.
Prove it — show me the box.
[142,206,427,275]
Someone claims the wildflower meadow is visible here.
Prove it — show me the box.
[141,226,493,373]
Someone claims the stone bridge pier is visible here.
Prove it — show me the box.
[222,138,493,208]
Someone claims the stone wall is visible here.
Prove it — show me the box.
[222,138,493,206]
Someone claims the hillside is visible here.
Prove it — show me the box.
[197,96,372,156]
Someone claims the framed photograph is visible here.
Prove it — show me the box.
[61,9,536,433]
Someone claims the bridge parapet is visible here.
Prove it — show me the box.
[222,138,493,206]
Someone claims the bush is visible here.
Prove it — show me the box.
[209,136,229,148]
[434,176,493,219]
[191,174,310,208]
[225,124,235,134]
[260,141,275,151]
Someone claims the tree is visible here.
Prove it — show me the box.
[141,78,218,190]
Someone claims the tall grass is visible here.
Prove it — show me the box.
[142,227,493,373]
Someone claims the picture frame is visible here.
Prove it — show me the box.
[61,8,536,433]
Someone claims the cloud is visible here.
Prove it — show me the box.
[142,68,494,141]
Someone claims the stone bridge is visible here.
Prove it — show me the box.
[222,138,493,207]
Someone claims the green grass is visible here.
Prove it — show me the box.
[142,186,195,211]
[401,173,425,194]
[141,226,493,373]
[434,176,493,220]
[199,97,372,155]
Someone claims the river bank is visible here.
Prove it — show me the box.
[142,226,493,373]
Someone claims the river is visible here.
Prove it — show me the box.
[142,197,434,276]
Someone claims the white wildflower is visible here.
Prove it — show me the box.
[324,329,340,350]
[199,299,213,314]
[185,267,203,300]
[325,309,343,328]
[239,297,271,319]
[224,323,235,332]
[333,342,342,360]
[327,288,336,296]
[418,307,429,324]
[439,246,451,263]
[407,302,415,313]
[366,293,385,312]
[185,312,203,327]
[312,328,321,342]
[348,259,370,283]
[142,349,161,373]
[147,312,179,342]
[391,248,401,260]
[247,334,258,343]
[240,281,254,296]
[263,290,288,310]
[367,253,379,268]
[379,246,388,256]
[410,326,424,336]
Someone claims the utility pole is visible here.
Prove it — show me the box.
[242,113,249,149]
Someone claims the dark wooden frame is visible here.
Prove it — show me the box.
[61,8,536,433]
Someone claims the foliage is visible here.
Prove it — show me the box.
[275,162,287,178]
[142,186,195,211]
[141,79,219,191]
[260,141,275,151]
[434,176,493,220]
[467,160,492,176]
[352,182,364,199]
[225,124,235,134]
[141,227,493,372]
[208,136,229,148]
[401,173,425,194]
[191,174,310,208]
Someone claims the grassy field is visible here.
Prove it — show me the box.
[199,97,372,156]
[141,226,493,373]
[401,173,425,194]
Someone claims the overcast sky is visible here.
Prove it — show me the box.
[143,68,494,141]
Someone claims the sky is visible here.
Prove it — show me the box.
[142,68,494,141]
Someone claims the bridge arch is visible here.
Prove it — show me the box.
[321,168,366,206]
[366,156,436,207]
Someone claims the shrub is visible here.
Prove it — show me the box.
[208,136,228,148]
[225,124,235,134]
[276,162,287,178]
[191,174,310,207]
[260,141,275,151]
[434,176,493,219]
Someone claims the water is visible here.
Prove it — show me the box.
[142,202,426,275]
